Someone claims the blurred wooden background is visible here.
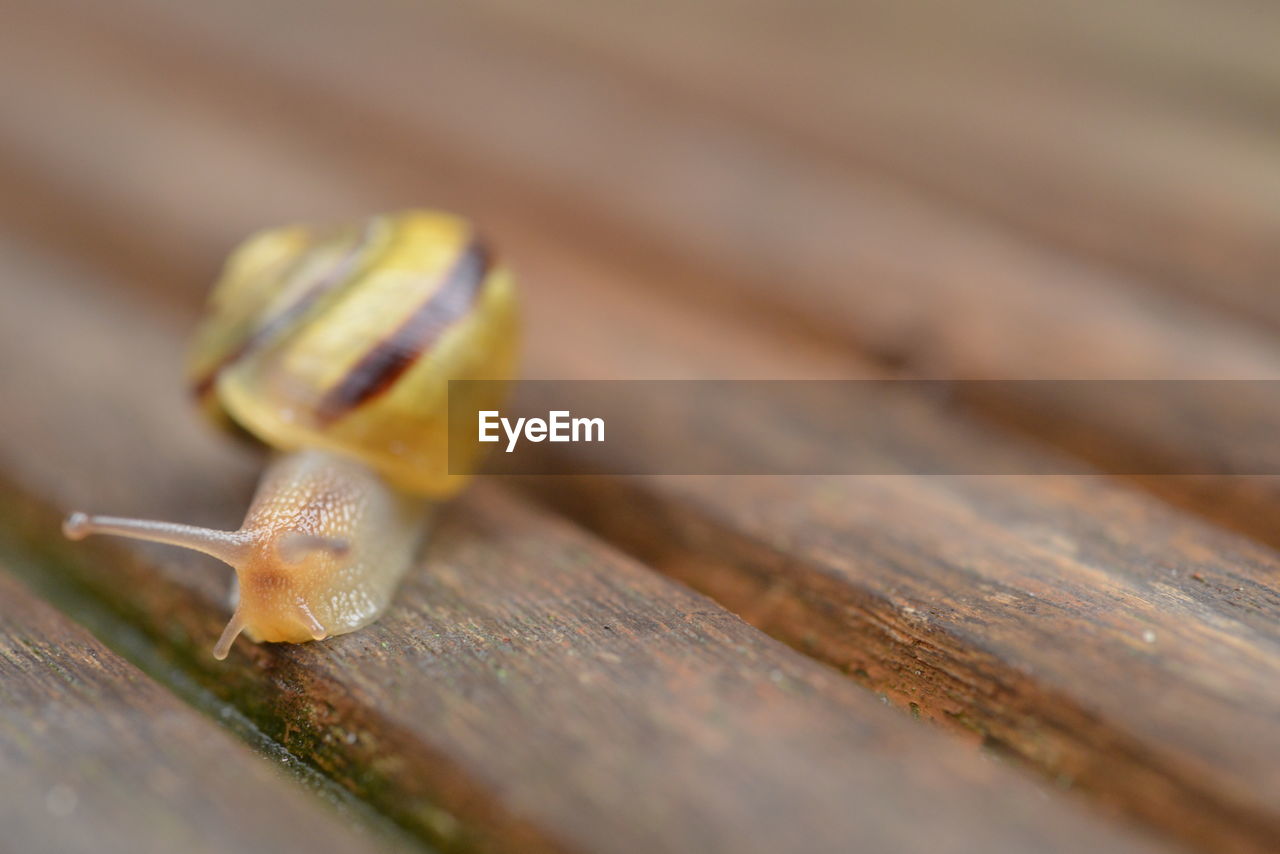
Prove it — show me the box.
[2,1,1280,852]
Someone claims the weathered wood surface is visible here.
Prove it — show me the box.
[2,5,1280,852]
[30,0,1280,332]
[0,569,408,854]
[2,2,1279,854]
[436,0,1280,322]
[12,0,1280,556]
[0,247,1169,854]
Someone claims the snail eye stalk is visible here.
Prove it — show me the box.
[62,512,253,567]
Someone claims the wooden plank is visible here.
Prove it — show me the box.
[2,9,1280,852]
[19,0,1270,556]
[435,0,1280,324]
[835,0,1280,123]
[456,0,1280,127]
[515,268,1280,854]
[0,569,413,854]
[664,0,1280,124]
[28,0,1280,330]
[5,0,1276,374]
[4,0,1280,552]
[0,246,1167,854]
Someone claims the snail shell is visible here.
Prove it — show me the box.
[64,210,519,658]
[190,209,519,496]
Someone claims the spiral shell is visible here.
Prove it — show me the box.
[187,210,519,497]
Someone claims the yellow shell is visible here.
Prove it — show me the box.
[187,210,519,497]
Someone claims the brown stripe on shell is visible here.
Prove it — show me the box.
[315,236,493,423]
[192,223,377,402]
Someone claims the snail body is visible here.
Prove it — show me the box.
[64,210,519,659]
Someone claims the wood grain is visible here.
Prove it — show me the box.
[0,569,411,854]
[443,0,1280,324]
[33,0,1280,330]
[648,0,1280,125]
[0,245,1166,854]
[1,8,1279,852]
[10,0,1280,554]
[2,4,1279,853]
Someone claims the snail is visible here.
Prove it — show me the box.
[62,210,519,659]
